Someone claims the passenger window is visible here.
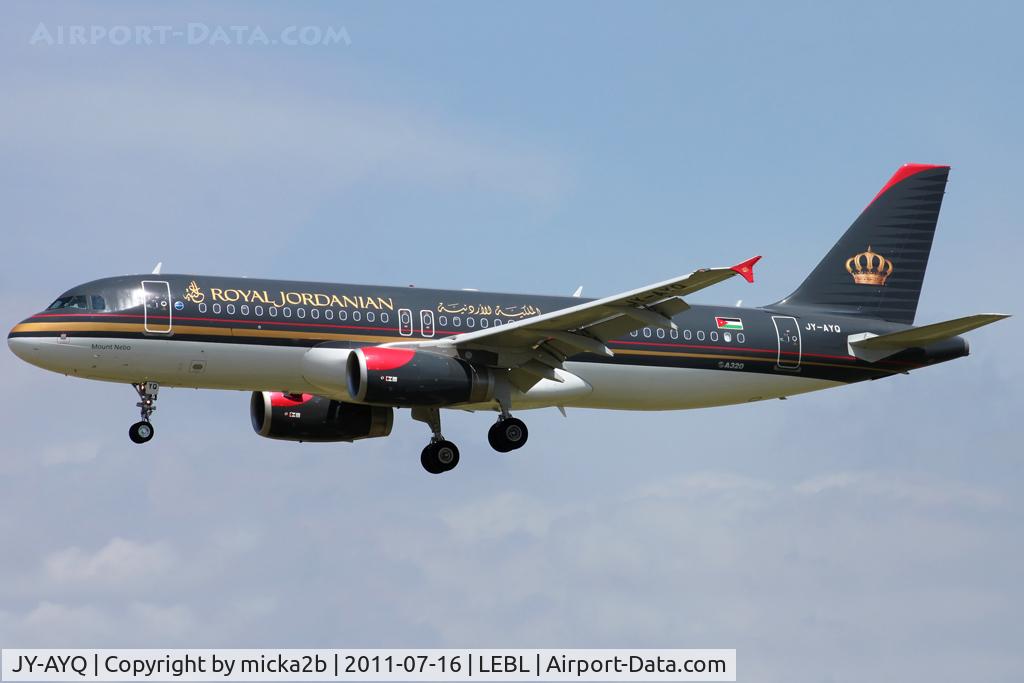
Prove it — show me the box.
[338,310,347,321]
[297,308,306,318]
[324,309,333,320]
[241,305,250,316]
[255,305,264,317]
[283,307,292,318]
[710,330,718,342]
[366,311,375,323]
[212,303,222,314]
[643,328,651,338]
[198,303,207,313]
[466,317,475,328]
[684,330,692,340]
[697,330,705,341]
[91,295,106,311]
[656,328,665,339]
[453,316,462,328]
[737,333,746,344]
[438,315,448,327]
[352,310,362,322]
[269,307,278,317]
[311,308,320,319]
[380,312,389,323]
[670,329,678,340]
[227,304,236,315]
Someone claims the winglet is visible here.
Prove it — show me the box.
[730,255,761,283]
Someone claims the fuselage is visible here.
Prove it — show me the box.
[7,274,969,412]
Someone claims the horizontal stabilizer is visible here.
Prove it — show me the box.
[848,314,1009,362]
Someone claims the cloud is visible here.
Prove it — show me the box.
[44,538,177,589]
[794,471,1004,508]
[38,440,102,466]
[441,491,568,541]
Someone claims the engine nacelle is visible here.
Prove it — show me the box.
[346,347,494,406]
[250,392,393,442]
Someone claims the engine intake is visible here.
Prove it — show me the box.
[346,347,493,406]
[250,392,393,442]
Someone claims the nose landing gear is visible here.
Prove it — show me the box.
[129,381,159,444]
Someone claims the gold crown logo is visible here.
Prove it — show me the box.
[845,245,893,286]
[183,280,205,304]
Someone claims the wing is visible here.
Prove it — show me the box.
[415,256,761,388]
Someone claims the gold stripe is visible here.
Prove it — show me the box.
[11,321,402,346]
[11,322,885,373]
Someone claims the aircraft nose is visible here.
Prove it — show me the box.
[8,322,37,363]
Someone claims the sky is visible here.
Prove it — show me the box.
[1,1,1022,681]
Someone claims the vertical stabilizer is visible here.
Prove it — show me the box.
[776,164,950,324]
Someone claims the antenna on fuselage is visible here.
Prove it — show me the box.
[151,262,163,275]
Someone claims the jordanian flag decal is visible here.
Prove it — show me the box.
[715,317,744,330]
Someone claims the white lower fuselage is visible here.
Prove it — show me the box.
[9,335,840,411]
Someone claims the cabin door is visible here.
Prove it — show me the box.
[771,315,801,370]
[142,280,173,334]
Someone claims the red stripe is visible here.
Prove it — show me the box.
[29,312,445,335]
[29,314,909,366]
[361,347,416,371]
[269,392,312,407]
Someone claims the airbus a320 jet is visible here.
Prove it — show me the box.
[8,164,1008,473]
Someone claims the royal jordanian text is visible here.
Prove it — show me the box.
[1,649,736,681]
[210,288,394,310]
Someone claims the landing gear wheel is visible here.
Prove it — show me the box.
[488,417,528,452]
[421,440,460,474]
[129,421,154,444]
[130,382,159,444]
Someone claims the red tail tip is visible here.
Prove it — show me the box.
[867,163,950,208]
[730,255,761,283]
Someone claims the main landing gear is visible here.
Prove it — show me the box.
[129,381,159,444]
[412,407,460,474]
[411,404,529,474]
[488,416,529,453]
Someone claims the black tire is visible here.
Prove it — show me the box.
[421,441,459,474]
[489,417,528,452]
[488,421,512,452]
[421,445,444,474]
[129,421,154,444]
[435,440,460,471]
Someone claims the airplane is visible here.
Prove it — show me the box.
[7,163,1009,473]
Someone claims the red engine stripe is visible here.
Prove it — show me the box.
[270,392,313,407]
[361,347,416,371]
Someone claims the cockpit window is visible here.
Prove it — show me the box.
[47,295,89,310]
[91,295,106,311]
